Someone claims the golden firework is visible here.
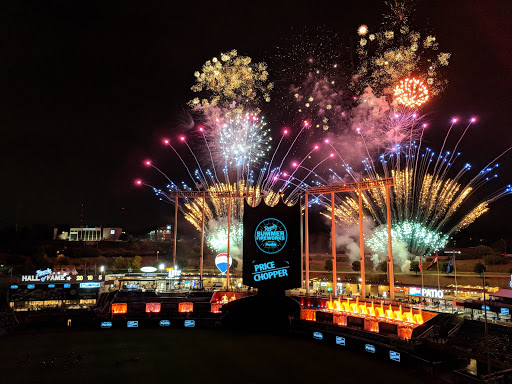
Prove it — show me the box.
[188,49,273,115]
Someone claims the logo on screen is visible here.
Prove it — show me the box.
[254,218,287,254]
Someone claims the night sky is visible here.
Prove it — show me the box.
[2,1,511,239]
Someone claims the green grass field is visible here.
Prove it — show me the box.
[0,328,437,384]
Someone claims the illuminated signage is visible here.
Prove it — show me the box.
[159,320,171,327]
[21,272,102,283]
[127,321,138,328]
[168,268,182,278]
[36,268,52,282]
[408,287,444,299]
[215,254,232,274]
[481,305,490,311]
[320,282,328,287]
[335,336,346,346]
[422,288,444,298]
[313,332,323,340]
[140,266,157,273]
[501,308,510,315]
[365,344,376,353]
[254,218,288,254]
[27,284,35,289]
[10,285,18,289]
[243,200,301,290]
[409,287,421,296]
[64,284,71,288]
[389,351,401,362]
[80,282,101,288]
[48,284,55,288]
[101,322,112,328]
[184,320,195,328]
[253,261,289,282]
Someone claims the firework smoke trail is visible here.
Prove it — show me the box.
[261,129,288,191]
[275,121,309,173]
[278,143,319,192]
[324,139,359,183]
[163,139,198,188]
[198,126,220,185]
[143,160,174,186]
[286,153,335,203]
[180,136,211,189]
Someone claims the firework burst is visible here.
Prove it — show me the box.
[393,77,430,107]
[188,49,273,116]
[326,119,511,257]
[202,113,272,173]
[352,2,450,97]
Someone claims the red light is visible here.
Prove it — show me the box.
[111,303,127,314]
[180,136,185,141]
[179,302,193,313]
[330,153,335,157]
[283,129,288,135]
[144,160,151,166]
[211,303,222,313]
[134,179,142,186]
[145,302,161,313]
[314,145,319,150]
[162,138,170,145]
[324,139,329,143]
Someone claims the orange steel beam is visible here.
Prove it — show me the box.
[173,196,178,270]
[200,193,205,289]
[226,194,231,291]
[358,190,365,298]
[304,178,394,299]
[305,193,310,296]
[170,191,261,198]
[386,185,394,300]
[331,191,337,297]
[305,178,393,195]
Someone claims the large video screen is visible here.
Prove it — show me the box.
[243,200,301,290]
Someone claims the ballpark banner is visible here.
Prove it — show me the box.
[243,199,301,290]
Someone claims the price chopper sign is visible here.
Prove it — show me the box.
[243,200,301,290]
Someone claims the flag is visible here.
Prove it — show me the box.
[418,257,423,272]
[427,254,438,270]
[446,255,455,273]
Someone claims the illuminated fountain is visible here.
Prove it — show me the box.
[301,296,431,340]
[210,291,248,313]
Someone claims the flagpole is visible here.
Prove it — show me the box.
[436,254,441,308]
[420,255,424,309]
[454,254,458,300]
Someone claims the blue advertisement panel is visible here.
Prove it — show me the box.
[243,200,301,290]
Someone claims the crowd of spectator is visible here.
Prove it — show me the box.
[448,321,512,364]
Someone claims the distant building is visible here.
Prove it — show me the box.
[149,226,172,241]
[53,227,122,241]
